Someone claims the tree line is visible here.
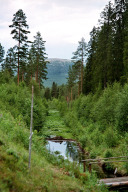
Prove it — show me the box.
[0,0,128,96]
[0,9,48,87]
[67,0,128,98]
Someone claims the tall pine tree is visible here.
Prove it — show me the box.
[67,65,76,101]
[72,37,86,94]
[9,9,30,84]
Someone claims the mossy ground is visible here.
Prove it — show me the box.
[43,109,73,139]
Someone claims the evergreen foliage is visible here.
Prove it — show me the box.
[0,9,48,87]
[32,32,48,87]
[67,65,76,101]
[68,0,128,95]
[9,9,30,85]
[2,47,16,76]
[0,43,5,67]
[51,82,59,98]
[71,38,87,94]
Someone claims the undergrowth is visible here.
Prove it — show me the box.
[54,82,128,176]
[0,81,108,192]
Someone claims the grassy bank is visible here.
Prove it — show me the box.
[0,81,108,192]
[53,83,128,176]
[0,110,87,192]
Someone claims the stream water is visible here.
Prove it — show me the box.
[46,137,128,192]
[46,139,84,163]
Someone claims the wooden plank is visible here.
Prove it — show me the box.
[99,177,128,187]
[100,176,128,183]
[90,160,128,164]
[28,85,34,169]
[81,156,128,162]
[82,156,128,172]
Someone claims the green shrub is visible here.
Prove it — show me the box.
[104,127,118,148]
[57,101,67,116]
[74,94,94,121]
[0,82,48,132]
[64,111,80,136]
[6,148,19,160]
[103,149,113,158]
[115,84,128,132]
[79,135,88,148]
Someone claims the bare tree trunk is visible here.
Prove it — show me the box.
[39,79,40,89]
[36,55,39,83]
[71,87,73,102]
[18,48,20,85]
[35,72,37,82]
[28,85,34,169]
[71,87,73,109]
[36,65,38,82]
[18,25,20,85]
[22,72,24,82]
[67,96,69,109]
[78,74,81,96]
[81,62,83,93]
[81,48,84,93]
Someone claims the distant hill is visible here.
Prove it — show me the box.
[44,58,73,87]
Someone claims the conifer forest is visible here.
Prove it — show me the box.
[0,1,128,192]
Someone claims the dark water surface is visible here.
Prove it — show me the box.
[111,187,128,192]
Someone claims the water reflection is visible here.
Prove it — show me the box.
[46,140,84,163]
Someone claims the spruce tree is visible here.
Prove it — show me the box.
[51,82,58,98]
[0,43,5,69]
[67,65,76,101]
[3,47,16,76]
[84,2,115,92]
[83,27,98,94]
[123,1,128,77]
[98,2,114,87]
[26,44,37,82]
[9,9,30,84]
[33,32,48,87]
[83,0,128,93]
[112,0,126,81]
[72,37,86,94]
[44,88,51,100]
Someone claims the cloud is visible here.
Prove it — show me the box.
[0,0,115,59]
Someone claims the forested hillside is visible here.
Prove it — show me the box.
[44,58,73,87]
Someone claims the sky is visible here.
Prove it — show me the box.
[0,0,114,59]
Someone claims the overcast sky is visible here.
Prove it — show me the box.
[0,0,114,59]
